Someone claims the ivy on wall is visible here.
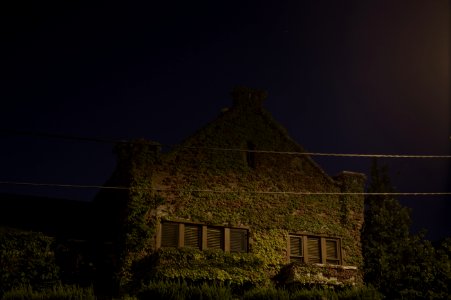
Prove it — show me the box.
[150,248,268,287]
[98,88,366,291]
[112,141,163,290]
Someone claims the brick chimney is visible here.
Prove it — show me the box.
[231,86,267,111]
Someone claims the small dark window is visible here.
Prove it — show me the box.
[230,228,248,253]
[161,222,179,248]
[246,141,256,169]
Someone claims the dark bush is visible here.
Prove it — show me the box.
[2,284,96,300]
[137,280,233,300]
[0,228,59,294]
[135,281,381,300]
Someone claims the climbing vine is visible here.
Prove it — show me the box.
[102,91,366,291]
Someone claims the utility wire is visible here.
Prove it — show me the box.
[0,181,450,196]
[184,146,451,159]
[2,129,451,159]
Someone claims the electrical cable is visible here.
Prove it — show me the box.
[2,129,451,159]
[0,181,450,196]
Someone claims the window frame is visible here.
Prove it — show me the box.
[157,221,249,253]
[288,234,342,265]
[288,235,304,262]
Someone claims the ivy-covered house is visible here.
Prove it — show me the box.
[94,87,366,290]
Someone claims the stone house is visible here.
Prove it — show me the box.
[94,87,366,289]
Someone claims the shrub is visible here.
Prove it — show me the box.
[0,229,59,294]
[136,280,233,300]
[2,284,96,300]
[135,281,381,300]
[242,285,382,300]
[242,287,290,300]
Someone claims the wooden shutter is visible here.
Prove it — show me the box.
[289,236,303,262]
[307,237,321,263]
[326,239,340,265]
[207,227,224,250]
[161,222,179,248]
[184,225,201,249]
[230,229,248,253]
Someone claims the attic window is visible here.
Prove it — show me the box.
[288,235,342,265]
[246,141,256,169]
[159,221,248,253]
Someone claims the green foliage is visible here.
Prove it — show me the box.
[142,248,269,289]
[243,287,290,300]
[135,281,381,300]
[113,141,162,291]
[433,238,451,298]
[243,285,382,300]
[362,161,411,294]
[136,281,233,300]
[103,96,366,292]
[2,284,96,300]
[362,160,451,298]
[0,228,59,295]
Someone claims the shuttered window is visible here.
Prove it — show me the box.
[207,227,224,249]
[289,234,341,265]
[184,225,201,249]
[289,236,303,262]
[159,222,248,253]
[326,239,340,265]
[161,222,179,248]
[230,228,248,253]
[307,237,321,263]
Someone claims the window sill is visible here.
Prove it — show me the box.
[313,263,358,270]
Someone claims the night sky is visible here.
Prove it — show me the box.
[1,1,450,240]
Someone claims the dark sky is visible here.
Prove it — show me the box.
[1,1,450,240]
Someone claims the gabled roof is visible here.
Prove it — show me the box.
[163,86,336,185]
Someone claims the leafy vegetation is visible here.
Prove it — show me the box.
[112,140,162,292]
[2,285,96,300]
[137,281,233,300]
[362,160,451,299]
[100,90,366,293]
[135,247,269,290]
[7,90,450,298]
[0,228,59,295]
[134,280,382,300]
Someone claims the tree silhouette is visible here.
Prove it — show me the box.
[362,160,442,298]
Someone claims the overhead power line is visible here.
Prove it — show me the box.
[0,181,450,197]
[185,146,451,159]
[2,129,451,159]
